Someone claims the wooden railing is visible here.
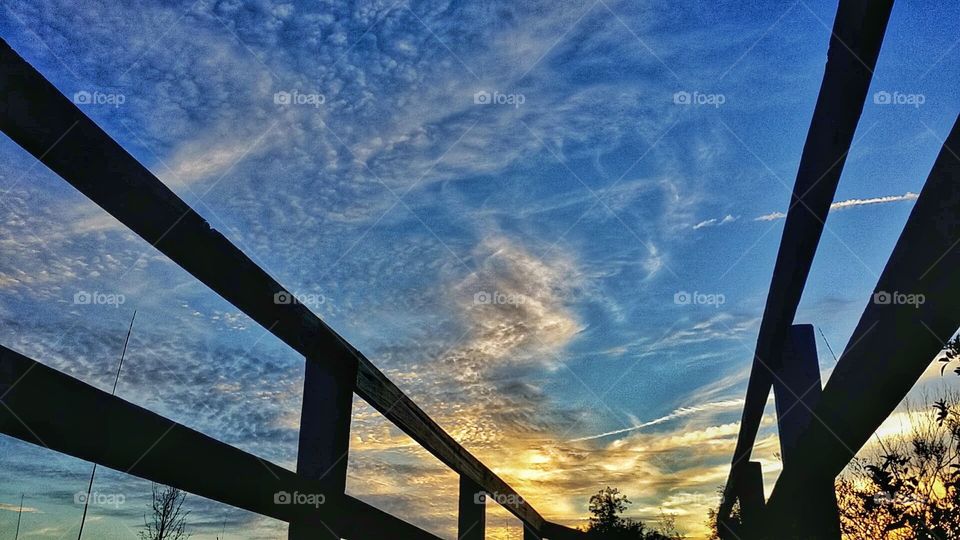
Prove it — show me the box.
[0,37,584,540]
[717,0,960,538]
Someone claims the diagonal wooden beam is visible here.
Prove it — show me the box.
[722,0,894,519]
[765,115,960,536]
[0,37,557,534]
[0,343,441,540]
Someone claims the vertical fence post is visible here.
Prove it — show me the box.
[769,324,840,539]
[722,460,765,540]
[288,355,358,539]
[775,325,824,464]
[458,475,485,540]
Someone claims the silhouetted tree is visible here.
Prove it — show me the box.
[835,391,960,539]
[584,487,684,539]
[589,487,631,534]
[139,484,190,540]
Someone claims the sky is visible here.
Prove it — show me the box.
[0,0,958,538]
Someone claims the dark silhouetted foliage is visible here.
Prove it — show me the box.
[584,486,684,539]
[836,392,960,539]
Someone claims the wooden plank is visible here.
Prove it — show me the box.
[722,0,894,520]
[717,461,764,539]
[289,356,357,539]
[541,522,588,539]
[0,344,442,540]
[0,37,546,532]
[766,115,960,535]
[771,325,839,538]
[736,461,765,539]
[458,475,485,540]
[773,324,824,466]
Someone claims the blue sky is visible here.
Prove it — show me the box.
[0,0,958,538]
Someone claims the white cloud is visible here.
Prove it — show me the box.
[693,218,717,229]
[754,210,786,222]
[754,192,919,222]
[693,214,737,229]
[830,192,919,210]
[0,502,40,513]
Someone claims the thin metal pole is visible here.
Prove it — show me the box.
[15,493,23,540]
[77,311,136,540]
[817,326,838,362]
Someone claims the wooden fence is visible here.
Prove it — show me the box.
[0,36,585,540]
[2,1,959,537]
[718,0,960,537]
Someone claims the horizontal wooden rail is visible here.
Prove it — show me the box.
[721,0,894,521]
[0,37,585,538]
[542,522,592,539]
[764,115,960,535]
[0,344,442,540]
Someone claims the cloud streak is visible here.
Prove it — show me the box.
[693,214,737,229]
[755,191,919,221]
[567,399,745,442]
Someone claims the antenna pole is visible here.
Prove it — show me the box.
[77,311,136,540]
[14,494,23,540]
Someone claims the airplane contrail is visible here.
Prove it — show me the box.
[568,399,745,442]
[755,191,918,221]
